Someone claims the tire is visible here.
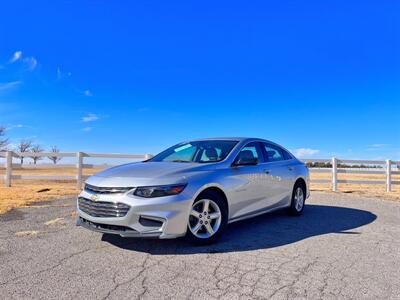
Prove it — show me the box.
[186,190,228,245]
[288,181,306,216]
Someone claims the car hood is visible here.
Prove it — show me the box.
[86,161,214,187]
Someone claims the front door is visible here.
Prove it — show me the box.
[228,142,269,219]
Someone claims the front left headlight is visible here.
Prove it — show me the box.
[133,184,187,198]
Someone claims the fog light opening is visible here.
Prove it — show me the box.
[139,216,164,228]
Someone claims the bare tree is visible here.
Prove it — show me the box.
[48,146,62,164]
[30,144,44,164]
[16,139,32,164]
[0,126,8,151]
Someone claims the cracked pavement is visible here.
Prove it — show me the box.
[0,191,399,299]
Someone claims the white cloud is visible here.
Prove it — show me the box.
[83,89,93,97]
[366,144,391,151]
[5,124,25,130]
[9,51,22,63]
[292,148,320,158]
[0,81,21,91]
[82,127,92,132]
[5,142,18,150]
[23,56,37,71]
[57,67,72,80]
[57,67,62,79]
[5,51,37,71]
[82,113,99,122]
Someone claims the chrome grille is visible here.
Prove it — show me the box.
[78,197,130,218]
[84,184,133,194]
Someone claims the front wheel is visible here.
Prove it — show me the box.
[288,183,306,216]
[186,191,228,245]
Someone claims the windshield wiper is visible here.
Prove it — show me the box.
[171,160,192,163]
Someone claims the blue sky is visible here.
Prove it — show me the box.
[0,1,399,160]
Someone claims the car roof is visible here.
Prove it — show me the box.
[188,137,269,143]
[185,138,294,156]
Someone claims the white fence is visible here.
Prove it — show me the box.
[0,151,152,189]
[1,151,399,192]
[302,158,400,193]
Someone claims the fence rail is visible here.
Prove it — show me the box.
[305,157,399,192]
[1,151,399,192]
[0,151,152,189]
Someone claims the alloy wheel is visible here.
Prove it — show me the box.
[188,199,222,239]
[294,187,304,212]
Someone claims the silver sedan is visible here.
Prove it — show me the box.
[77,138,309,244]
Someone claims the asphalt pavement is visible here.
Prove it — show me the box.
[1,191,399,299]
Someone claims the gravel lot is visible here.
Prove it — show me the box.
[1,192,399,299]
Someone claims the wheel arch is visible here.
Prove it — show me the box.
[193,184,229,215]
[294,177,307,196]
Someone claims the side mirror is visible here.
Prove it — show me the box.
[233,156,258,166]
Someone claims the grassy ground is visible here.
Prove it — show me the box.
[310,172,400,201]
[0,168,399,214]
[0,181,79,214]
[0,167,101,214]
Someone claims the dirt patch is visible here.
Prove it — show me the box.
[27,200,54,207]
[15,230,40,237]
[0,209,26,222]
[44,217,65,226]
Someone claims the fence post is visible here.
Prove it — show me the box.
[332,157,337,192]
[5,151,12,187]
[76,152,83,189]
[386,159,392,192]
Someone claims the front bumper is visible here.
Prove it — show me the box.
[76,189,194,239]
[77,217,162,238]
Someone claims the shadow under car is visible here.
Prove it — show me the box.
[101,204,377,254]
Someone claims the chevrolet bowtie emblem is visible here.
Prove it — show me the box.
[90,194,99,201]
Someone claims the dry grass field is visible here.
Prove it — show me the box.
[0,167,101,177]
[0,167,102,214]
[0,180,78,214]
[311,172,400,201]
[0,167,399,214]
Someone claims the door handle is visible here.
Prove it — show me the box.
[264,170,271,174]
[288,166,293,171]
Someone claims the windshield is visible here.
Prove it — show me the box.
[150,140,238,163]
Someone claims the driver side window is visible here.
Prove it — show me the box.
[236,142,263,164]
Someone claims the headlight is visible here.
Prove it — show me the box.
[133,184,187,198]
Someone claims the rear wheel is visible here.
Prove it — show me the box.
[289,182,306,215]
[186,191,227,245]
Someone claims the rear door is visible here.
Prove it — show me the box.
[260,142,295,207]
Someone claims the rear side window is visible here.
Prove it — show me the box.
[281,149,293,160]
[262,143,285,162]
